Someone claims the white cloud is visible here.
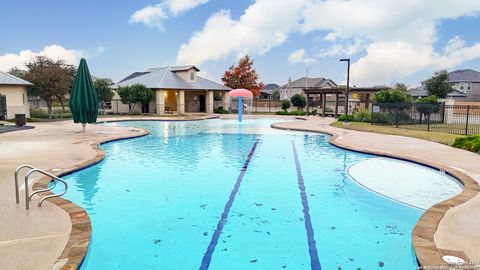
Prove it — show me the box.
[130,0,209,30]
[0,45,104,72]
[166,0,209,16]
[319,37,365,58]
[175,0,480,85]
[129,5,168,31]
[288,49,315,64]
[176,0,308,65]
[436,36,480,69]
[300,0,480,85]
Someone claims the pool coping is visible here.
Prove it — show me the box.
[270,122,480,267]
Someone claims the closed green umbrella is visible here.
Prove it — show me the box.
[69,58,99,132]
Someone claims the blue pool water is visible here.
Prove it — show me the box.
[57,119,423,269]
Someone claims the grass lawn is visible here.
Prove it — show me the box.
[330,121,463,145]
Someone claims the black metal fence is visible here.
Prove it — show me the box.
[371,103,480,135]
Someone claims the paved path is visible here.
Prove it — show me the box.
[272,117,480,264]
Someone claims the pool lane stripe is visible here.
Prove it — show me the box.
[199,139,260,270]
[292,141,322,270]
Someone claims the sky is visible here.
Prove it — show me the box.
[1,0,480,87]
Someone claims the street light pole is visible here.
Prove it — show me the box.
[340,58,350,117]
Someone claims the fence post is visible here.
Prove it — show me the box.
[465,105,470,135]
[395,104,399,128]
[441,102,446,124]
[427,112,430,131]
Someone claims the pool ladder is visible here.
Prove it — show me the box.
[14,165,68,209]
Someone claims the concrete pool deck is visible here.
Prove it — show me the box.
[0,115,478,269]
[272,117,480,267]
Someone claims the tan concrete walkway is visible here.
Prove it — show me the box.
[0,115,212,270]
[272,117,480,264]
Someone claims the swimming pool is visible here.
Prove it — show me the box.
[57,118,441,269]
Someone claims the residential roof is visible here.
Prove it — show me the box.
[263,83,280,90]
[0,71,33,86]
[448,69,480,82]
[282,77,337,89]
[409,86,467,97]
[113,66,230,91]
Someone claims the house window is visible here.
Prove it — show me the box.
[460,86,464,90]
[190,72,195,80]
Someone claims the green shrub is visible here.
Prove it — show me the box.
[372,89,412,104]
[337,114,354,122]
[275,109,306,116]
[308,109,318,116]
[290,94,306,110]
[353,109,371,122]
[452,135,480,153]
[214,106,229,114]
[281,100,291,111]
[30,107,49,118]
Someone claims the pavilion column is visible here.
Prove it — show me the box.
[206,90,214,114]
[334,93,339,118]
[223,92,230,111]
[365,93,370,110]
[177,90,185,114]
[156,90,165,115]
[322,93,327,117]
[306,93,310,114]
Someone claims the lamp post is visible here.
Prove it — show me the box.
[340,58,350,117]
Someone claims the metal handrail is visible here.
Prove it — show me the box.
[14,165,36,204]
[24,168,68,209]
[29,179,57,201]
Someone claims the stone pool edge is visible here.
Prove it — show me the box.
[270,122,480,268]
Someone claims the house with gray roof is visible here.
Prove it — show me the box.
[112,65,230,114]
[410,69,480,101]
[0,71,32,120]
[280,77,337,100]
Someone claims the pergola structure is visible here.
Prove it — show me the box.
[304,86,388,117]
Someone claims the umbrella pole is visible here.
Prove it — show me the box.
[82,123,86,133]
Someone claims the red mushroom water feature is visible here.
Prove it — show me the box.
[228,89,253,122]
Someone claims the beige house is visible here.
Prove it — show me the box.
[112,66,231,114]
[0,71,32,120]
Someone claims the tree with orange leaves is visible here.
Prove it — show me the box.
[222,55,264,96]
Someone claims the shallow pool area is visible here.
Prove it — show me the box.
[53,118,450,269]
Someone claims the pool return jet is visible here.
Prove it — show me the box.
[227,88,253,122]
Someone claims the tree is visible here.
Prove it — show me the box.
[416,95,440,123]
[23,56,76,117]
[222,55,264,96]
[290,94,306,110]
[372,89,412,103]
[117,86,136,112]
[392,82,408,92]
[271,90,280,100]
[94,78,114,114]
[425,70,453,99]
[282,100,291,112]
[131,84,154,110]
[117,84,154,113]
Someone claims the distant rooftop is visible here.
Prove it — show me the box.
[0,71,33,86]
[448,69,480,82]
[282,77,337,89]
[113,65,229,91]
